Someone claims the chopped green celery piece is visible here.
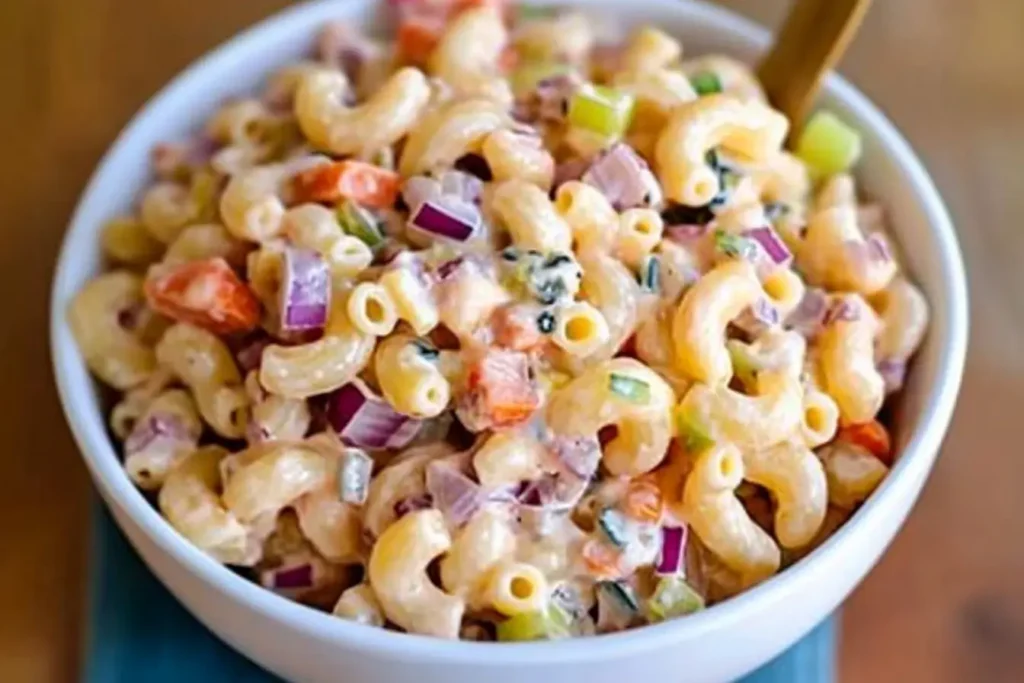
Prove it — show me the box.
[608,373,651,404]
[336,200,384,248]
[497,606,571,642]
[647,576,705,622]
[511,62,571,97]
[568,84,635,139]
[676,408,713,452]
[726,340,758,388]
[713,229,756,260]
[690,71,722,96]
[795,110,863,178]
[597,508,630,548]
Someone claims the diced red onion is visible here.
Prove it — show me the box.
[547,434,601,480]
[327,380,423,450]
[655,524,688,575]
[394,494,433,519]
[581,143,663,211]
[866,233,892,262]
[124,414,195,456]
[280,247,330,333]
[338,448,373,505]
[263,563,314,590]
[824,297,862,326]
[743,226,791,266]
[733,297,781,337]
[439,170,484,204]
[665,224,709,244]
[878,358,907,394]
[425,461,483,527]
[401,176,441,212]
[316,22,379,81]
[532,74,580,123]
[845,234,893,272]
[402,171,483,213]
[408,198,480,242]
[785,288,829,338]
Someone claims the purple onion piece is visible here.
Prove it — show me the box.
[743,226,792,265]
[878,358,907,394]
[785,287,830,338]
[326,380,422,450]
[581,143,663,210]
[425,461,483,527]
[408,198,480,242]
[264,563,314,590]
[124,414,194,456]
[733,297,781,337]
[394,494,434,519]
[866,233,892,262]
[548,434,601,480]
[280,247,330,333]
[655,524,688,576]
[438,170,484,204]
[823,297,862,326]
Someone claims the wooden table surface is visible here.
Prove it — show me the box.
[1,0,1021,681]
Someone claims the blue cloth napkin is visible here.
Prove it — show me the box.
[84,503,836,683]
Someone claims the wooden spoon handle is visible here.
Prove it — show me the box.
[757,0,873,139]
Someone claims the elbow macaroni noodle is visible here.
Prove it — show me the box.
[369,509,466,639]
[69,9,930,640]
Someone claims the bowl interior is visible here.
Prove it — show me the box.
[50,0,967,663]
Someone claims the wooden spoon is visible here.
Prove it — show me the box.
[757,0,873,140]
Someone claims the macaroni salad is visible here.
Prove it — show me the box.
[69,0,929,641]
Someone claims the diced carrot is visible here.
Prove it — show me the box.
[466,349,540,428]
[291,161,401,209]
[394,0,509,66]
[838,420,893,465]
[396,15,446,66]
[581,539,624,580]
[490,304,548,352]
[622,477,664,524]
[144,258,260,335]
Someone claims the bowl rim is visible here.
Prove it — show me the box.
[50,0,968,665]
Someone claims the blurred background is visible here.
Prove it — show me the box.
[0,0,1020,681]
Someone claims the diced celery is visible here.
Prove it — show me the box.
[647,576,705,622]
[567,84,635,139]
[496,606,571,642]
[690,71,722,96]
[726,340,758,388]
[795,110,863,178]
[336,200,384,248]
[511,62,570,98]
[676,408,713,452]
[608,373,651,404]
[713,229,756,261]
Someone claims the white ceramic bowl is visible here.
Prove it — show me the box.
[50,1,968,681]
